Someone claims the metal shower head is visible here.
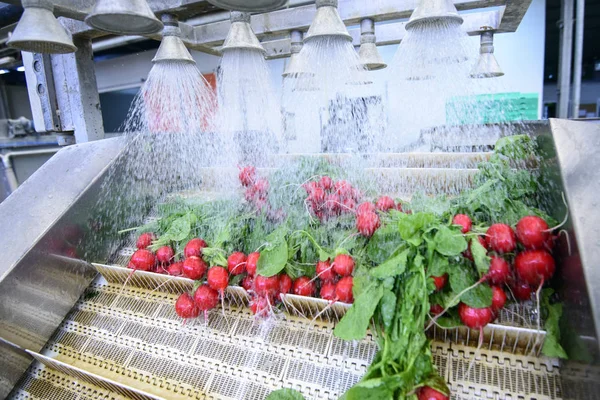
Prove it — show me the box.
[471,29,504,78]
[85,0,163,35]
[282,31,313,77]
[152,15,195,65]
[358,19,386,71]
[221,11,266,54]
[304,0,351,43]
[405,0,463,30]
[206,0,288,12]
[7,0,76,54]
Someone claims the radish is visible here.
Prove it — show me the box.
[184,238,207,258]
[509,280,533,301]
[250,295,270,316]
[316,260,336,282]
[182,256,207,280]
[227,252,247,275]
[516,216,550,250]
[333,254,355,276]
[309,186,326,206]
[356,211,380,237]
[241,276,254,291]
[129,249,156,271]
[351,187,363,201]
[357,202,375,214]
[175,293,200,319]
[293,276,315,297]
[491,286,507,312]
[303,181,318,195]
[279,274,293,294]
[485,256,511,285]
[417,386,449,400]
[452,214,472,234]
[458,302,494,329]
[254,178,269,196]
[319,176,333,190]
[431,274,448,291]
[515,250,555,286]
[320,282,337,301]
[136,232,155,249]
[376,196,395,212]
[430,304,444,315]
[486,224,517,254]
[239,165,256,187]
[334,180,352,199]
[395,202,403,212]
[341,197,356,213]
[246,252,260,276]
[156,246,174,265]
[207,267,229,292]
[167,261,183,276]
[254,275,280,297]
[193,284,219,311]
[324,193,341,216]
[335,276,353,303]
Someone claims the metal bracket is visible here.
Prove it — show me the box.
[26,53,62,133]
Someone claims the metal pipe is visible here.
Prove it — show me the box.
[557,0,573,118]
[571,0,584,118]
[0,148,59,193]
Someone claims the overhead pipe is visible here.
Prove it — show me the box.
[557,0,574,118]
[571,0,585,118]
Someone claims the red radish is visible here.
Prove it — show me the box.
[356,211,380,237]
[320,282,337,301]
[417,386,449,400]
[516,216,550,250]
[241,276,254,291]
[184,238,207,258]
[430,304,444,315]
[193,284,219,311]
[246,252,260,276]
[324,193,341,216]
[452,214,472,234]
[515,250,555,286]
[254,178,269,195]
[136,233,155,249]
[509,280,533,301]
[376,196,395,212]
[486,224,517,254]
[341,197,356,212]
[319,176,333,190]
[303,181,318,195]
[244,186,258,202]
[182,256,207,280]
[458,302,494,329]
[250,296,270,316]
[167,262,183,276]
[64,247,78,259]
[491,286,507,312]
[279,274,293,294]
[431,274,448,291]
[175,293,199,319]
[351,187,363,201]
[154,265,168,274]
[309,186,326,205]
[293,276,316,297]
[486,256,511,285]
[335,276,354,303]
[464,236,487,261]
[207,267,229,292]
[334,180,352,198]
[316,260,336,282]
[395,202,403,212]
[254,275,280,297]
[357,202,376,214]
[228,252,247,275]
[333,254,355,276]
[156,246,174,264]
[129,249,156,271]
[239,165,256,187]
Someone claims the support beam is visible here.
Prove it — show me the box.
[557,0,574,119]
[497,0,533,32]
[571,0,584,118]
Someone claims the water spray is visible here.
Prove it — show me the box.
[358,19,386,71]
[470,28,504,78]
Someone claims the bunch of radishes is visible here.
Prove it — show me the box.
[315,254,355,304]
[440,214,557,330]
[355,195,404,237]
[302,176,363,222]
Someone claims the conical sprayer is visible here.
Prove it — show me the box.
[283,30,313,77]
[470,29,504,78]
[358,19,386,70]
[222,11,266,54]
[85,0,163,35]
[405,0,463,30]
[152,15,195,64]
[304,0,351,43]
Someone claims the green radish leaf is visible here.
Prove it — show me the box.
[370,249,409,279]
[366,224,403,264]
[265,388,305,400]
[343,379,393,400]
[398,212,436,246]
[461,283,492,308]
[448,263,492,308]
[434,226,467,256]
[319,248,333,261]
[471,237,490,275]
[334,283,384,341]
[192,280,203,292]
[257,239,288,277]
[541,289,568,359]
[229,273,244,287]
[380,289,396,330]
[428,253,449,277]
